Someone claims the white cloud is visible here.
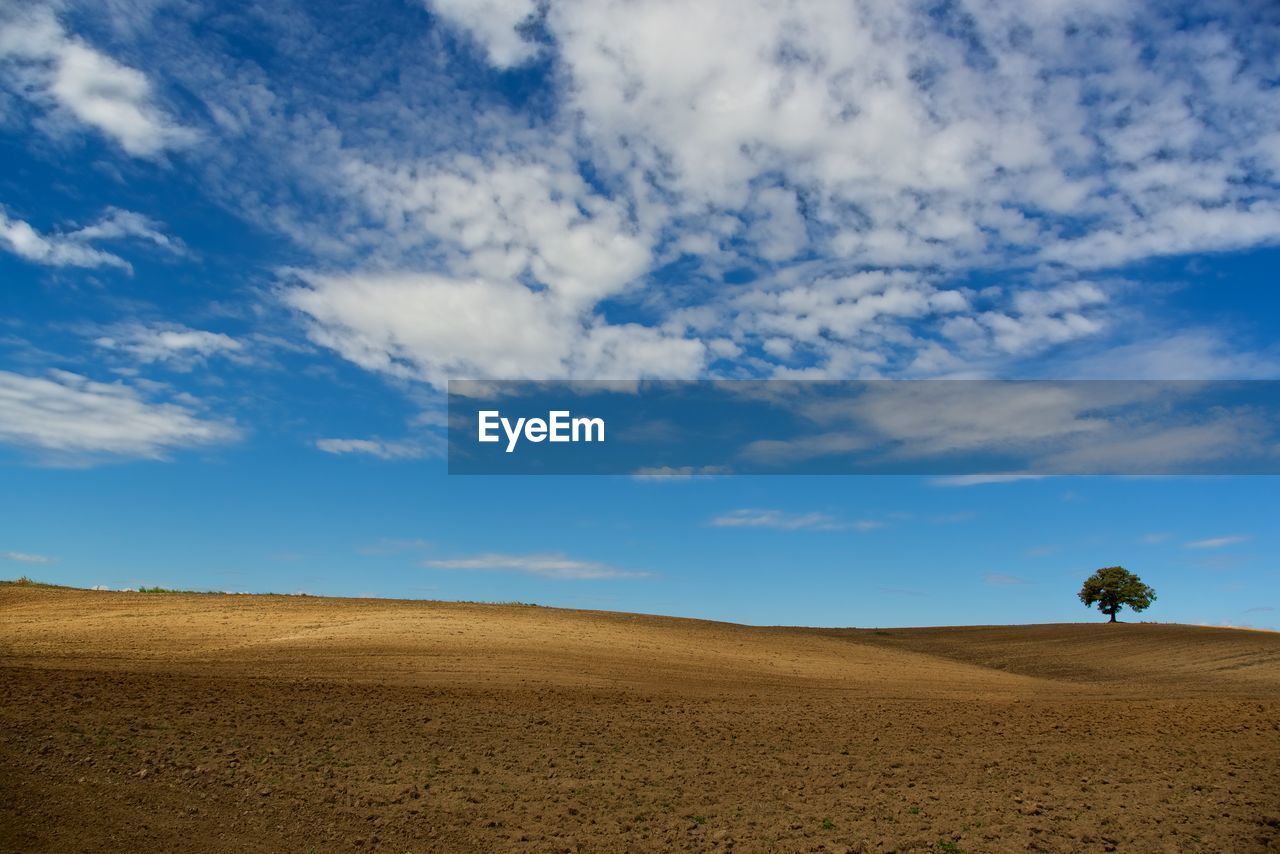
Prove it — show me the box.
[2,551,55,564]
[286,273,565,382]
[1185,535,1250,550]
[425,0,540,68]
[543,0,1280,265]
[423,552,646,580]
[424,0,1274,379]
[0,369,238,461]
[1066,331,1280,380]
[284,270,705,386]
[1,210,125,269]
[340,154,653,306]
[0,6,195,156]
[977,282,1110,356]
[709,508,880,531]
[749,186,808,262]
[28,0,1276,388]
[314,438,428,460]
[288,153,718,386]
[0,207,182,272]
[631,465,729,479]
[931,474,1046,487]
[93,323,242,367]
[72,208,182,249]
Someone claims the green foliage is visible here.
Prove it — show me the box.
[821,817,835,830]
[1078,566,1156,622]
[5,576,58,588]
[936,840,963,853]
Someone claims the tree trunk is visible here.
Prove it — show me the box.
[1108,611,1117,623]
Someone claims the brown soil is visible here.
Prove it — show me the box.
[2,584,1278,853]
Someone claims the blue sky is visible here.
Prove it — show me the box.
[1,0,1277,628]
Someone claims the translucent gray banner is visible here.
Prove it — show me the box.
[447,380,1280,476]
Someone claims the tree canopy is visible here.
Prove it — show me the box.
[1079,566,1156,622]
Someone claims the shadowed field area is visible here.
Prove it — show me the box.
[2,584,1278,852]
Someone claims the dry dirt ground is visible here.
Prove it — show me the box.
[2,584,1278,853]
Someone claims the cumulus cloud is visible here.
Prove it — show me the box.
[314,438,430,460]
[17,0,1275,389]
[2,551,55,564]
[423,552,646,580]
[0,5,195,155]
[425,0,540,68]
[284,270,705,386]
[274,153,717,385]
[545,0,1280,265]
[0,207,182,272]
[340,154,654,306]
[0,369,238,461]
[283,0,1280,384]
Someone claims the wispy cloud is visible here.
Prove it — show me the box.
[631,465,730,480]
[930,512,976,524]
[983,573,1027,586]
[423,552,646,580]
[92,323,242,369]
[1185,535,1250,550]
[0,6,195,156]
[877,586,927,598]
[2,551,55,564]
[931,474,1046,487]
[1140,532,1172,545]
[0,207,181,272]
[315,438,430,460]
[709,509,881,531]
[0,369,238,463]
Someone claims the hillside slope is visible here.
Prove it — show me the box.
[3,584,1279,853]
[828,622,1280,692]
[2,585,1278,695]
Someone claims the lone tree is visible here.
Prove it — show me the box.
[1078,566,1156,623]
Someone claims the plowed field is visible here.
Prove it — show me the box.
[2,584,1277,852]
